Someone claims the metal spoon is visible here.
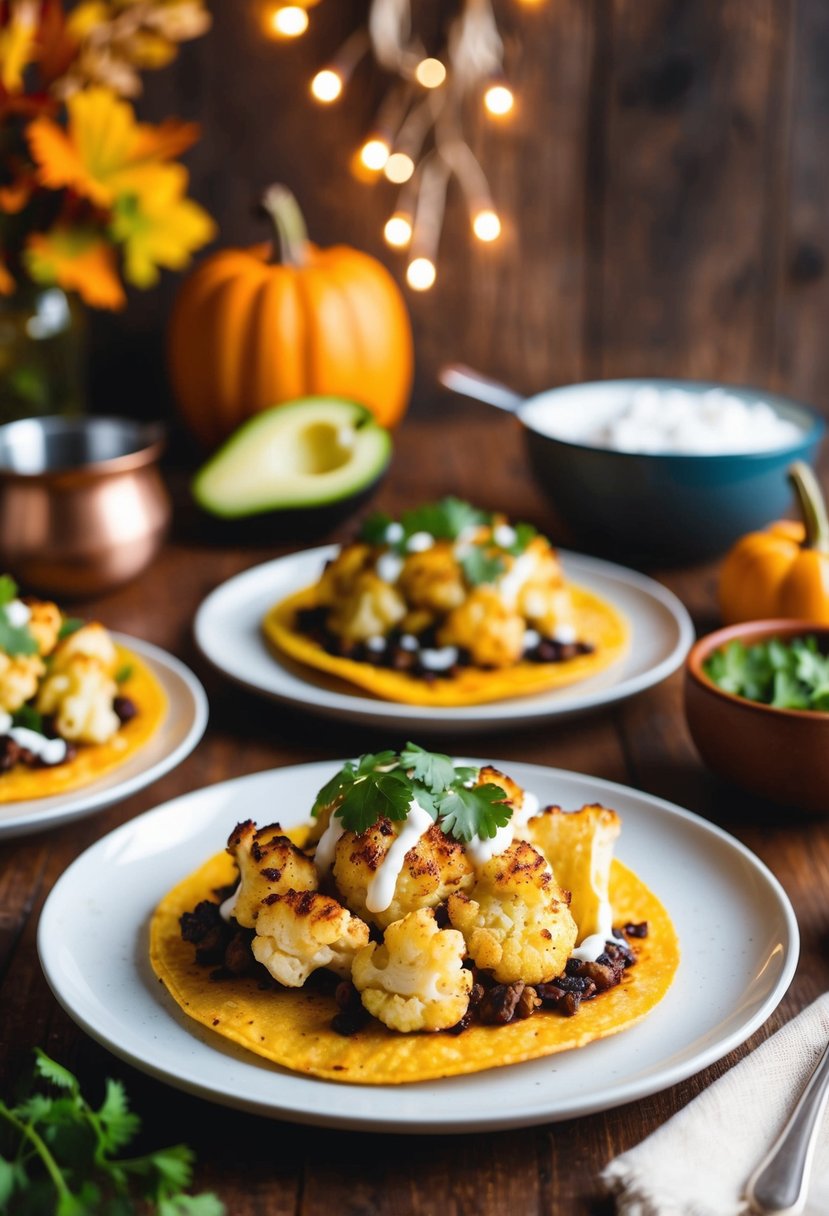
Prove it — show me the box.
[745,1039,829,1215]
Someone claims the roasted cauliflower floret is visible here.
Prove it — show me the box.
[333,815,474,930]
[35,654,119,743]
[0,652,45,713]
[25,599,61,657]
[49,622,118,674]
[397,543,466,613]
[351,907,472,1032]
[527,804,620,942]
[447,839,577,984]
[437,586,525,668]
[226,819,318,928]
[251,889,369,988]
[316,544,407,642]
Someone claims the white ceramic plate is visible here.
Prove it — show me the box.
[38,760,797,1132]
[193,548,694,734]
[0,635,208,840]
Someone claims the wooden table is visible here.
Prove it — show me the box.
[1,403,823,1214]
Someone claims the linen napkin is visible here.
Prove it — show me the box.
[602,993,829,1216]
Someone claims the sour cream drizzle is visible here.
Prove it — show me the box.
[0,709,67,765]
[365,800,436,913]
[569,829,615,962]
[315,812,347,877]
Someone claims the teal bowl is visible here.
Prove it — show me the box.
[518,379,825,566]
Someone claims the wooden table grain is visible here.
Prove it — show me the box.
[0,403,822,1215]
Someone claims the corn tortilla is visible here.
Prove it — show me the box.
[150,852,678,1086]
[263,584,629,707]
[0,646,167,803]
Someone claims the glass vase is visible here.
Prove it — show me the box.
[0,282,85,423]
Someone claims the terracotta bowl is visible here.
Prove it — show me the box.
[685,619,829,814]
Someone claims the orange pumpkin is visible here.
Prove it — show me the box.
[169,186,413,449]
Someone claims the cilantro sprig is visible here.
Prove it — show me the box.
[0,576,37,658]
[312,744,513,843]
[0,1050,224,1215]
[358,499,541,588]
[703,634,829,711]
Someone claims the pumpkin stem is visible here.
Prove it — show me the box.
[261,185,309,267]
[789,461,829,553]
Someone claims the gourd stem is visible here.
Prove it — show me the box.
[789,461,829,553]
[261,185,308,267]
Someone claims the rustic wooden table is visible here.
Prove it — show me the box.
[1,404,823,1214]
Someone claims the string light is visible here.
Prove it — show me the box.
[472,208,501,242]
[406,256,436,291]
[359,137,391,172]
[484,83,514,116]
[414,57,447,89]
[384,152,415,183]
[269,5,309,37]
[310,68,342,102]
[384,212,413,247]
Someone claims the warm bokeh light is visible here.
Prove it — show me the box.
[384,152,415,184]
[415,57,447,88]
[310,68,343,102]
[484,83,514,116]
[472,209,502,241]
[269,5,309,37]
[359,137,390,171]
[384,213,413,247]
[406,257,436,290]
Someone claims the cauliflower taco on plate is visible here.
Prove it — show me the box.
[262,499,629,707]
[0,576,166,803]
[151,746,679,1085]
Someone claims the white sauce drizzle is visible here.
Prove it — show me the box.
[376,552,404,583]
[219,886,239,923]
[419,646,458,672]
[384,522,404,544]
[5,600,31,628]
[365,801,435,913]
[314,813,347,877]
[497,551,538,608]
[570,825,615,962]
[406,531,434,553]
[493,524,517,548]
[6,725,67,765]
[522,628,541,652]
[553,624,577,645]
[465,818,515,867]
[366,635,386,653]
[399,634,419,652]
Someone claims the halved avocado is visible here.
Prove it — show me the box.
[192,397,392,520]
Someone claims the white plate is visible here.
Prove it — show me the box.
[38,760,798,1133]
[0,635,208,839]
[193,548,694,734]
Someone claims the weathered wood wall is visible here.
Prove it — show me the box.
[90,0,829,425]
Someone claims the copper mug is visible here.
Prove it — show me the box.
[0,416,171,597]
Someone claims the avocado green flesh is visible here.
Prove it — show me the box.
[193,398,392,518]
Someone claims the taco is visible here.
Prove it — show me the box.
[151,747,679,1085]
[0,577,166,803]
[262,498,629,707]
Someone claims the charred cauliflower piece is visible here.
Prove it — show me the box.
[49,622,118,673]
[0,653,45,712]
[333,815,474,930]
[351,907,472,1032]
[526,804,620,942]
[447,839,577,985]
[252,889,369,988]
[437,587,525,668]
[25,599,62,657]
[226,820,318,928]
[36,654,119,743]
[511,537,576,635]
[397,543,466,614]
[316,544,406,641]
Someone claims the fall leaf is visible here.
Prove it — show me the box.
[110,162,215,287]
[25,226,126,309]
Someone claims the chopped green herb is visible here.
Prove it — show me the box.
[703,634,829,711]
[459,546,506,586]
[0,615,38,657]
[312,744,511,844]
[505,521,538,555]
[358,511,395,547]
[0,575,18,607]
[0,1050,224,1215]
[115,664,134,685]
[11,705,43,734]
[401,497,489,542]
[58,617,85,640]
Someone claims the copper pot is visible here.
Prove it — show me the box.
[0,416,171,597]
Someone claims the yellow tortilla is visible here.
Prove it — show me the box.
[0,646,167,803]
[150,852,678,1086]
[263,584,629,707]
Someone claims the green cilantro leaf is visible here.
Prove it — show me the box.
[356,750,398,774]
[336,769,413,834]
[311,760,357,818]
[401,498,490,542]
[400,742,455,793]
[96,1080,140,1154]
[505,521,538,555]
[115,664,134,685]
[0,575,18,606]
[34,1050,79,1094]
[704,635,829,712]
[12,704,44,733]
[460,546,506,586]
[358,511,395,547]
[0,613,38,657]
[436,782,512,842]
[58,616,85,640]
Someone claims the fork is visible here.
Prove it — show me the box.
[744,1039,829,1215]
